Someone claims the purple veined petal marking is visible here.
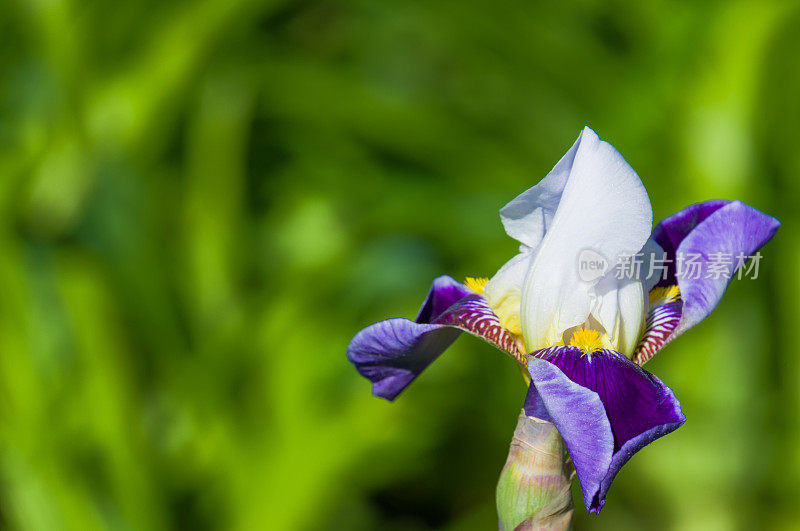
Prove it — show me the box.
[435,295,524,362]
[347,276,523,400]
[525,345,685,513]
[633,285,683,366]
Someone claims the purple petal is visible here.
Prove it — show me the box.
[653,200,779,337]
[652,200,729,273]
[348,319,461,400]
[525,346,685,513]
[347,276,522,400]
[525,358,613,512]
[415,275,474,323]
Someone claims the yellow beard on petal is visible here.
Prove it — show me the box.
[464,277,489,294]
[648,284,680,306]
[558,315,617,354]
[568,327,605,353]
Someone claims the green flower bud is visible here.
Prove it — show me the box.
[496,411,574,530]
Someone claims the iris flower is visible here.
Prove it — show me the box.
[347,127,779,514]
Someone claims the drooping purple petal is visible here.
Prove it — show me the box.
[525,358,613,511]
[347,276,522,400]
[652,200,779,338]
[525,346,685,513]
[348,320,460,401]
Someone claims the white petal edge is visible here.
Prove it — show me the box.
[498,133,582,248]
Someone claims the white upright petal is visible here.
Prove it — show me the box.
[592,272,646,356]
[499,135,581,249]
[614,276,647,355]
[483,250,534,336]
[520,127,652,351]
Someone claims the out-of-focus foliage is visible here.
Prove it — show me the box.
[0,0,797,529]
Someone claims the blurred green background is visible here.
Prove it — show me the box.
[0,0,797,529]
